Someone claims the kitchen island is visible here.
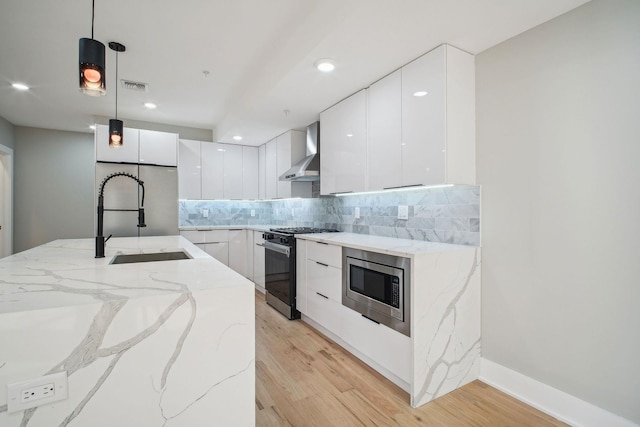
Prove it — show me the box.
[0,236,255,427]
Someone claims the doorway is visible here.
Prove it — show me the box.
[0,143,13,258]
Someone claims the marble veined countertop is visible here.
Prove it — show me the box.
[296,232,475,257]
[0,235,253,315]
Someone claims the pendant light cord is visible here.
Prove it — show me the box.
[91,0,95,39]
[115,51,118,119]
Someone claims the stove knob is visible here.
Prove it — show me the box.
[280,237,287,244]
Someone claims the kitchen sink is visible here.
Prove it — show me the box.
[109,251,191,265]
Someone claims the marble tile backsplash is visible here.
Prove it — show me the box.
[179,185,480,246]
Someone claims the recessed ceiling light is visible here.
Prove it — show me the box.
[89,125,96,130]
[217,148,226,152]
[233,135,243,141]
[315,59,335,72]
[346,134,353,138]
[12,83,29,91]
[413,91,428,97]
[144,102,157,109]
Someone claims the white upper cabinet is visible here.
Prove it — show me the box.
[401,46,447,186]
[178,139,202,200]
[242,146,259,200]
[139,129,178,166]
[223,144,243,199]
[320,90,367,195]
[95,125,139,163]
[201,142,225,200]
[367,70,403,191]
[95,125,178,167]
[258,144,266,200]
[265,138,278,199]
[401,44,475,186]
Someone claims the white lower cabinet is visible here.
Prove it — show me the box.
[340,305,412,383]
[201,242,229,265]
[253,231,266,289]
[228,229,248,278]
[306,260,341,302]
[295,239,307,313]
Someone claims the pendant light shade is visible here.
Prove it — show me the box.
[79,37,106,96]
[79,0,105,96]
[109,119,123,147]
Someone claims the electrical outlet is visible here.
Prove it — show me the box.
[355,207,360,219]
[250,209,256,217]
[7,371,68,413]
[398,205,409,220]
[202,208,209,218]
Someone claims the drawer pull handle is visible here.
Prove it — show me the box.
[316,292,329,299]
[316,241,329,245]
[315,261,329,267]
[361,314,380,325]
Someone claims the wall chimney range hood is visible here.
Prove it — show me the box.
[279,122,320,182]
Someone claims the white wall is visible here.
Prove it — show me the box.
[14,127,94,253]
[0,116,14,149]
[476,0,640,423]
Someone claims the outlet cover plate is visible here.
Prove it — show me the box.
[7,371,68,413]
[398,205,409,220]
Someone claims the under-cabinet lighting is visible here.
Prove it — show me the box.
[333,184,454,197]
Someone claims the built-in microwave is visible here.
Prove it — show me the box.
[342,247,411,337]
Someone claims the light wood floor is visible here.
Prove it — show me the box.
[255,290,566,426]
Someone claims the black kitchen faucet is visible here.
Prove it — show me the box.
[95,172,146,258]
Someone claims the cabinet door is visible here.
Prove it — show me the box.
[228,229,247,277]
[95,125,139,163]
[178,140,202,199]
[320,90,367,195]
[201,142,224,199]
[296,239,308,314]
[139,130,178,166]
[253,231,265,289]
[204,242,228,265]
[242,146,259,200]
[223,144,243,199]
[265,139,277,199]
[367,70,402,191]
[276,133,292,199]
[258,145,266,199]
[401,45,446,186]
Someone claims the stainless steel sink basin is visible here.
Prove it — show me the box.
[110,251,191,265]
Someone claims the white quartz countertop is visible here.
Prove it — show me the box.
[296,232,476,257]
[0,235,253,315]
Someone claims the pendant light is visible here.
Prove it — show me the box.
[79,0,106,96]
[108,42,125,147]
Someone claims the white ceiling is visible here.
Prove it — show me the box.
[0,0,590,146]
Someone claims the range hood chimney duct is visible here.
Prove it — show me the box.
[279,121,320,182]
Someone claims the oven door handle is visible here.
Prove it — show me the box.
[263,241,290,257]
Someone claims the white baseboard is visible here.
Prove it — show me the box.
[480,358,637,427]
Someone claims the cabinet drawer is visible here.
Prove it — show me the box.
[307,260,342,302]
[180,230,205,244]
[340,306,411,382]
[306,240,342,268]
[305,290,345,336]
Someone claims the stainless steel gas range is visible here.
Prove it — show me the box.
[263,227,339,319]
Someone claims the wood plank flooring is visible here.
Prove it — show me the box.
[255,290,566,426]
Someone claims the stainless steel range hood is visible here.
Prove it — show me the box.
[279,121,320,182]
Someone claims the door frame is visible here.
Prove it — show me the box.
[0,143,13,257]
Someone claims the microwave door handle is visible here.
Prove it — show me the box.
[263,241,290,257]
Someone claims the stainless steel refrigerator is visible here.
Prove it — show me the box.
[95,163,178,237]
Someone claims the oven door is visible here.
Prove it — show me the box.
[264,241,298,319]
